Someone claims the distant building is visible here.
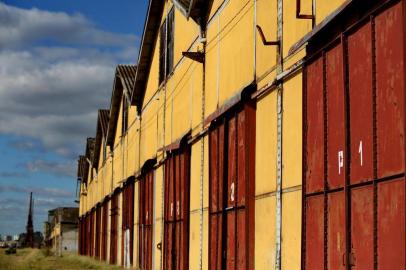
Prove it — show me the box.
[44,207,79,255]
[5,235,12,241]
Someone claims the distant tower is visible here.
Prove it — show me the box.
[25,192,34,248]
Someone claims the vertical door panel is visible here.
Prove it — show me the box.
[327,192,345,270]
[226,211,236,270]
[306,57,325,193]
[305,195,324,270]
[376,2,405,178]
[326,43,346,189]
[351,186,373,270]
[227,116,237,208]
[236,209,247,269]
[209,214,222,270]
[377,178,405,269]
[210,128,219,213]
[237,109,247,206]
[348,22,374,184]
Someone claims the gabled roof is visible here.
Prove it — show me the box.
[173,0,214,24]
[85,137,95,161]
[83,137,95,183]
[131,0,213,111]
[106,65,137,147]
[77,155,88,180]
[131,0,165,110]
[92,109,110,169]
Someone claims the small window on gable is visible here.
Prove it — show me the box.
[159,7,175,84]
[122,96,129,135]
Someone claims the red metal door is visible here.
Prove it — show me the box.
[208,101,255,270]
[304,2,405,269]
[163,147,190,270]
[90,210,95,257]
[101,200,108,261]
[110,193,119,264]
[95,206,101,259]
[122,181,135,267]
[139,171,154,270]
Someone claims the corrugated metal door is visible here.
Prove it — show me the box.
[78,217,82,255]
[139,171,154,270]
[209,102,255,270]
[304,2,405,269]
[101,200,108,261]
[95,206,101,259]
[110,193,119,264]
[90,210,95,257]
[164,147,190,270]
[122,181,135,267]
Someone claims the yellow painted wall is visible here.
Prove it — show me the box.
[77,1,358,268]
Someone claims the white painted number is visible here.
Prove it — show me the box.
[358,140,363,166]
[338,151,344,175]
[230,182,235,202]
[176,201,180,215]
[170,202,173,217]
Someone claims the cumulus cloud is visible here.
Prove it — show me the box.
[0,3,138,158]
[0,184,74,198]
[0,3,137,49]
[25,159,76,177]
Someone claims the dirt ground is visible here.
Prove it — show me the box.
[0,248,123,270]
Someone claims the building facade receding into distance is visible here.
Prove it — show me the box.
[77,0,405,269]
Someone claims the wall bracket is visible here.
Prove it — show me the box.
[256,25,280,46]
[182,51,205,63]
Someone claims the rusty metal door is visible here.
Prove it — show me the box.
[110,193,119,264]
[164,147,190,270]
[303,2,405,269]
[139,171,154,270]
[90,210,95,257]
[208,102,255,270]
[95,206,101,259]
[101,200,108,261]
[122,181,134,267]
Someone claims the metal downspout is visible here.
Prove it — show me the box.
[275,0,284,268]
[199,23,207,270]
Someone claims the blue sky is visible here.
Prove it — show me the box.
[0,0,148,237]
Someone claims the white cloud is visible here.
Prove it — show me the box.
[0,3,137,49]
[0,3,138,158]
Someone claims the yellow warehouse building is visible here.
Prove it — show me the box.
[77,0,405,269]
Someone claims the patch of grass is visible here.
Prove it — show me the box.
[0,248,123,270]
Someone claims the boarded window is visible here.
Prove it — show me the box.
[122,181,135,267]
[159,7,174,84]
[164,147,190,270]
[303,2,405,269]
[209,102,256,270]
[139,171,154,270]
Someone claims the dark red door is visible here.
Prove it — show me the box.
[95,206,101,259]
[110,193,119,264]
[139,171,154,270]
[208,102,255,270]
[122,181,134,267]
[164,147,190,270]
[101,200,108,261]
[303,2,405,269]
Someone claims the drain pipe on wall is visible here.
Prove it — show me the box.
[198,24,206,270]
[275,0,284,268]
